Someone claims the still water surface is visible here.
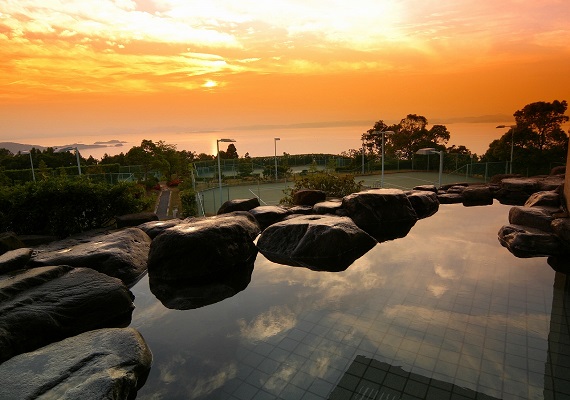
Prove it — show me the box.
[130,203,564,399]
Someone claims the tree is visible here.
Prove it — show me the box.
[225,143,239,159]
[513,100,569,152]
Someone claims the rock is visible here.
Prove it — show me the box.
[248,205,291,230]
[462,186,494,207]
[538,175,564,191]
[0,232,25,256]
[550,165,566,175]
[437,193,464,204]
[495,178,542,205]
[509,206,555,232]
[292,189,327,206]
[552,218,570,248]
[29,228,151,287]
[0,327,152,400]
[257,214,377,271]
[498,224,567,258]
[17,234,58,247]
[341,189,418,242]
[412,185,437,193]
[149,260,254,310]
[217,197,261,214]
[147,213,259,282]
[440,183,469,191]
[288,205,314,215]
[116,212,159,228]
[0,265,134,363]
[406,191,439,219]
[0,248,32,274]
[524,191,561,209]
[138,219,183,239]
[489,174,523,184]
[313,200,343,215]
[548,256,570,273]
[446,185,468,194]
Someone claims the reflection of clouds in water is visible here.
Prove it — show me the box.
[434,264,457,280]
[238,305,297,341]
[187,363,237,399]
[428,284,448,297]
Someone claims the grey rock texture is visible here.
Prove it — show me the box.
[248,205,291,230]
[406,190,439,219]
[0,248,32,274]
[217,197,261,214]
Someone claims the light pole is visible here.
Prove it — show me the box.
[496,124,517,174]
[21,150,36,182]
[417,148,444,188]
[217,138,235,209]
[274,137,280,181]
[55,146,82,175]
[379,130,394,188]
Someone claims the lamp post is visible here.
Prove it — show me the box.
[274,137,280,181]
[55,146,81,175]
[379,130,394,188]
[496,125,517,174]
[217,138,235,209]
[21,150,36,182]
[416,148,444,188]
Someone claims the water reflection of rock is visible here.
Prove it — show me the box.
[149,259,255,310]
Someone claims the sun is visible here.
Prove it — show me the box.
[203,80,218,88]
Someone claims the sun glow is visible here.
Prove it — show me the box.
[203,80,218,88]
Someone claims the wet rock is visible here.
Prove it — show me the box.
[495,177,562,205]
[116,212,158,228]
[0,232,25,256]
[437,193,464,204]
[552,218,570,249]
[462,186,494,207]
[313,200,343,215]
[217,197,260,214]
[341,189,418,242]
[29,228,151,287]
[257,214,377,271]
[524,191,561,209]
[412,184,437,193]
[138,219,183,239]
[292,189,326,206]
[0,265,134,363]
[406,191,439,219]
[249,205,291,230]
[147,212,259,282]
[0,248,32,274]
[0,327,152,400]
[509,206,555,232]
[498,224,567,258]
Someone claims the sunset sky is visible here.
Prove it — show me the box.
[1,0,569,155]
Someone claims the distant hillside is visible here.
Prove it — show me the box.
[0,142,47,154]
[0,141,127,155]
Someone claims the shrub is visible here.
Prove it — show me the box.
[280,172,363,204]
[179,188,198,218]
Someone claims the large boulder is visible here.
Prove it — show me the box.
[462,186,494,207]
[524,191,561,209]
[147,212,259,282]
[552,218,570,249]
[217,197,260,214]
[406,191,439,219]
[0,232,25,256]
[292,189,327,206]
[437,193,464,204]
[495,178,545,205]
[0,327,152,400]
[248,205,291,230]
[313,200,344,215]
[498,224,568,258]
[116,212,159,228]
[0,248,32,274]
[509,206,555,232]
[342,189,418,242]
[0,265,134,363]
[257,214,377,271]
[28,228,151,286]
[138,219,183,239]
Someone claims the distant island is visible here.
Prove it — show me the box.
[93,140,127,145]
[0,140,127,154]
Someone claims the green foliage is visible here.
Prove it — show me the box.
[0,179,151,237]
[179,188,198,217]
[280,172,363,204]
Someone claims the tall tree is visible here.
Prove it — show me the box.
[513,100,569,152]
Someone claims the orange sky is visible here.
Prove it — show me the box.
[1,0,569,150]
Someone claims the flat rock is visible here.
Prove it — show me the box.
[524,191,561,208]
[288,205,314,215]
[462,186,494,207]
[342,189,418,242]
[257,214,377,271]
[509,206,555,232]
[0,232,25,256]
[292,189,327,206]
[29,228,151,286]
[0,265,134,363]
[313,200,343,215]
[0,248,32,274]
[498,224,567,258]
[147,212,259,282]
[406,191,439,219]
[0,327,152,400]
[437,193,464,204]
[217,197,261,214]
[248,205,291,230]
[412,185,437,193]
[138,219,183,239]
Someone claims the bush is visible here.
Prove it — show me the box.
[179,188,198,218]
[280,172,363,204]
[0,178,152,237]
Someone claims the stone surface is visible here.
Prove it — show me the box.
[509,206,555,232]
[0,232,25,256]
[524,191,561,209]
[412,184,437,193]
[116,212,159,228]
[147,212,259,281]
[538,175,564,191]
[217,197,261,214]
[248,205,291,230]
[257,214,377,271]
[342,189,418,242]
[0,265,134,363]
[437,193,464,204]
[292,189,327,206]
[462,186,494,207]
[446,185,467,194]
[552,218,570,248]
[498,224,567,258]
[313,200,343,215]
[0,248,32,274]
[0,327,152,400]
[406,191,439,219]
[138,219,183,239]
[288,205,314,215]
[29,228,151,286]
[550,165,566,175]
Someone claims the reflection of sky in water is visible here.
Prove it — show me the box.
[130,203,556,399]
